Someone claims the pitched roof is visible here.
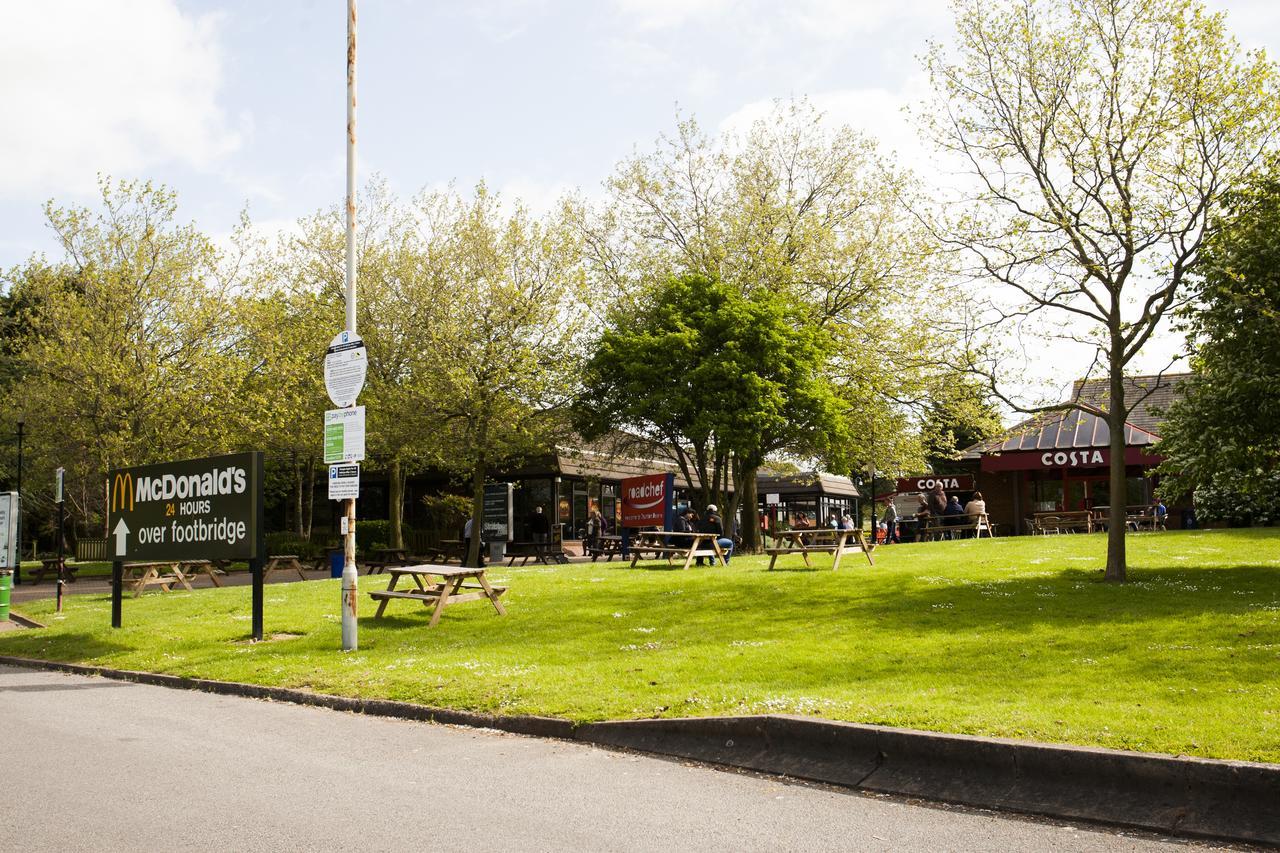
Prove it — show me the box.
[1070,372,1192,433]
[756,470,861,498]
[962,404,1160,458]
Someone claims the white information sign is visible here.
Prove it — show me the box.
[328,464,360,500]
[324,330,368,408]
[766,493,781,505]
[55,467,65,504]
[0,492,17,569]
[324,407,366,464]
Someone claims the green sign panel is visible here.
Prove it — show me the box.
[107,452,264,562]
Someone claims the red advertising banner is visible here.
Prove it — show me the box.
[620,473,671,527]
[979,448,1164,472]
[895,475,974,493]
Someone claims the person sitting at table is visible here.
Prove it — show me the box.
[696,504,733,566]
[668,507,693,546]
[529,505,552,545]
[792,512,812,529]
[827,512,841,529]
[942,495,965,539]
[963,491,987,538]
[839,512,855,531]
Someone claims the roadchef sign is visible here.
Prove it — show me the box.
[620,473,671,527]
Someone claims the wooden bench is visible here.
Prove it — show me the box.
[369,565,507,627]
[765,528,875,570]
[124,560,196,597]
[1030,511,1092,535]
[914,512,995,540]
[26,557,79,584]
[629,531,726,570]
[585,535,623,562]
[505,541,569,566]
[263,554,308,582]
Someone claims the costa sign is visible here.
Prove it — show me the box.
[980,447,1163,472]
[1041,449,1105,468]
[896,475,974,493]
[620,473,673,527]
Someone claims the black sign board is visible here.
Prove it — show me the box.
[483,483,513,543]
[108,451,264,562]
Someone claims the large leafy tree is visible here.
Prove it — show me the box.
[4,178,247,538]
[1156,170,1280,522]
[576,100,935,548]
[575,273,849,541]
[420,185,587,567]
[921,378,1004,473]
[922,0,1280,580]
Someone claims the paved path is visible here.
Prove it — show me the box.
[0,665,1222,852]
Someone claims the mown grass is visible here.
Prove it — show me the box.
[4,529,1279,762]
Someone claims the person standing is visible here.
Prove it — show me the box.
[584,508,604,554]
[881,499,899,544]
[529,505,552,544]
[463,516,485,567]
[928,483,948,518]
[915,498,933,541]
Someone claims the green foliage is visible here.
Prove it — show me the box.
[921,378,1003,472]
[1157,170,1280,520]
[6,529,1280,763]
[354,519,406,554]
[576,273,849,510]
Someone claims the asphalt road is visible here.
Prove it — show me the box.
[0,665,1226,852]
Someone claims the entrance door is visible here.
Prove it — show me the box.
[1065,476,1108,511]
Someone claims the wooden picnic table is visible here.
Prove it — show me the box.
[26,557,79,584]
[417,539,466,565]
[123,560,199,596]
[585,534,623,562]
[363,547,416,575]
[505,540,569,566]
[369,564,507,628]
[263,554,308,583]
[914,512,995,541]
[765,528,875,570]
[629,530,726,570]
[1030,510,1093,535]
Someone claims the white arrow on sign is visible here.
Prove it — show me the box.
[113,517,130,556]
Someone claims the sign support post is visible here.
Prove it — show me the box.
[341,0,360,652]
[111,561,122,628]
[55,467,65,613]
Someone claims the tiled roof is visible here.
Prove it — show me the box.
[971,405,1160,455]
[1070,372,1192,433]
[757,470,861,498]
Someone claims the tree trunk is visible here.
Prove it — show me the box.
[1104,358,1128,583]
[304,459,316,540]
[388,458,405,550]
[467,455,486,568]
[738,464,761,553]
[292,451,304,537]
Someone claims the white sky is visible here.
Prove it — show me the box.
[2,0,1276,403]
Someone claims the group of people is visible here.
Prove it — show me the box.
[880,484,987,544]
[670,503,734,565]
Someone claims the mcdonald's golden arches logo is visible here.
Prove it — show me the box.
[112,472,134,513]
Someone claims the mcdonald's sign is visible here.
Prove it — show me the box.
[107,451,263,562]
[111,472,134,513]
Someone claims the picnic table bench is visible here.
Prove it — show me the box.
[263,554,308,583]
[584,534,623,562]
[369,564,507,627]
[505,540,569,566]
[26,557,79,584]
[914,512,995,540]
[417,539,467,565]
[1092,506,1166,532]
[629,530,726,570]
[765,528,875,570]
[1029,511,1093,535]
[363,547,417,575]
[123,560,198,596]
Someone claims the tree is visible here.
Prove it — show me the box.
[420,185,587,567]
[4,178,247,539]
[1156,168,1280,522]
[576,100,935,549]
[575,273,850,539]
[920,378,1004,473]
[921,0,1280,580]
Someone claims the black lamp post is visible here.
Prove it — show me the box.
[13,414,22,586]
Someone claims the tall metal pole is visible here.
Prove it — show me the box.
[341,0,359,652]
[13,418,22,586]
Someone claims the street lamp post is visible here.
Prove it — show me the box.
[13,415,23,586]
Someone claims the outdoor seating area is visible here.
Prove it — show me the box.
[629,530,726,570]
[584,534,623,562]
[910,512,995,541]
[764,528,874,570]
[505,540,569,566]
[368,564,507,628]
[25,557,77,584]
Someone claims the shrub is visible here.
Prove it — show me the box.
[264,532,324,560]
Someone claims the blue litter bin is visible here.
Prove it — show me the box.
[329,550,344,579]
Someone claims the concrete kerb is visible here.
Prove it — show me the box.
[1,655,1276,846]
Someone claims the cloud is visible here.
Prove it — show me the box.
[611,0,734,31]
[0,0,240,197]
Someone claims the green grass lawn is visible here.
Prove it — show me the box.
[4,529,1279,763]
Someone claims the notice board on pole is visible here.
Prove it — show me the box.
[483,482,514,543]
[0,492,18,569]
